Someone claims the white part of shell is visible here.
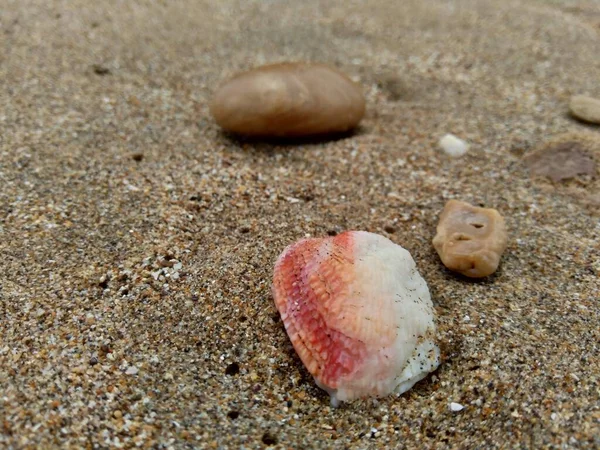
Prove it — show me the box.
[439,134,469,157]
[395,338,440,395]
[339,232,439,403]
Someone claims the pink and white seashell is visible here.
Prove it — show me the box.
[272,231,440,406]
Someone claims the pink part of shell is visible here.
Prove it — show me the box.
[272,232,368,387]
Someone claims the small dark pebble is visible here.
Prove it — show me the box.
[239,226,250,233]
[89,357,98,366]
[227,410,239,420]
[327,229,338,236]
[261,432,277,446]
[131,153,144,162]
[239,316,247,322]
[92,64,111,75]
[286,400,293,407]
[191,294,199,302]
[377,73,406,101]
[384,225,396,233]
[225,362,240,376]
[117,273,128,282]
[271,313,280,323]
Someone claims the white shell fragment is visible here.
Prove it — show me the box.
[272,231,440,406]
[439,134,469,157]
[450,402,465,412]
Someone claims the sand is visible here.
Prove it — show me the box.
[1,0,599,448]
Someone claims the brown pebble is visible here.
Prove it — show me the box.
[569,95,600,124]
[524,141,596,182]
[209,62,365,137]
[432,200,508,278]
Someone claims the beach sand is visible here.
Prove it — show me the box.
[1,0,599,448]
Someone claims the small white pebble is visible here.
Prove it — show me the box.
[125,366,139,375]
[439,134,469,157]
[463,315,471,322]
[570,373,580,382]
[450,402,465,412]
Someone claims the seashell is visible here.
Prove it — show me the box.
[210,62,365,137]
[272,231,439,406]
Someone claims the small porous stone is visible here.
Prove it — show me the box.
[524,141,596,182]
[569,95,600,124]
[439,134,469,158]
[210,62,365,137]
[433,200,508,278]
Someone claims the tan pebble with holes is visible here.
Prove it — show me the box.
[433,200,508,278]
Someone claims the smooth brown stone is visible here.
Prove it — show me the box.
[432,200,508,278]
[209,62,365,137]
